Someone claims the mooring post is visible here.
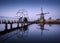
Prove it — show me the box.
[5,23,8,30]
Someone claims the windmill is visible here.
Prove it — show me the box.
[37,8,49,36]
[37,8,49,23]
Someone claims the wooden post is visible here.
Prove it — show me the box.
[10,23,12,29]
[17,22,19,28]
[21,22,24,26]
[0,20,1,24]
[5,23,8,30]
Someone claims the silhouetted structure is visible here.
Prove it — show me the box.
[37,8,49,23]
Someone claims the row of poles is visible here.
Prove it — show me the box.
[4,17,28,31]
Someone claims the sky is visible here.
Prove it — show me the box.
[0,0,60,20]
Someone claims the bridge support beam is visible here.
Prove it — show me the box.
[21,22,24,26]
[5,23,8,30]
[0,20,1,24]
[17,23,19,28]
[10,23,13,29]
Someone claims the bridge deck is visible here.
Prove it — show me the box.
[0,22,33,36]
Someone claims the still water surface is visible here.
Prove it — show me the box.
[0,24,60,43]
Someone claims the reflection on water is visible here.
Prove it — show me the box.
[0,23,60,43]
[38,23,49,37]
[17,25,29,39]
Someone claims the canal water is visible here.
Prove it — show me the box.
[0,23,60,43]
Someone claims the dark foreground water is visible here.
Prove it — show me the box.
[0,23,60,43]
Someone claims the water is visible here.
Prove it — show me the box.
[0,23,60,43]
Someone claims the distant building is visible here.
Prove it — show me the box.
[56,19,60,20]
[48,17,52,20]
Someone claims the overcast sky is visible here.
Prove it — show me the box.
[0,0,60,20]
